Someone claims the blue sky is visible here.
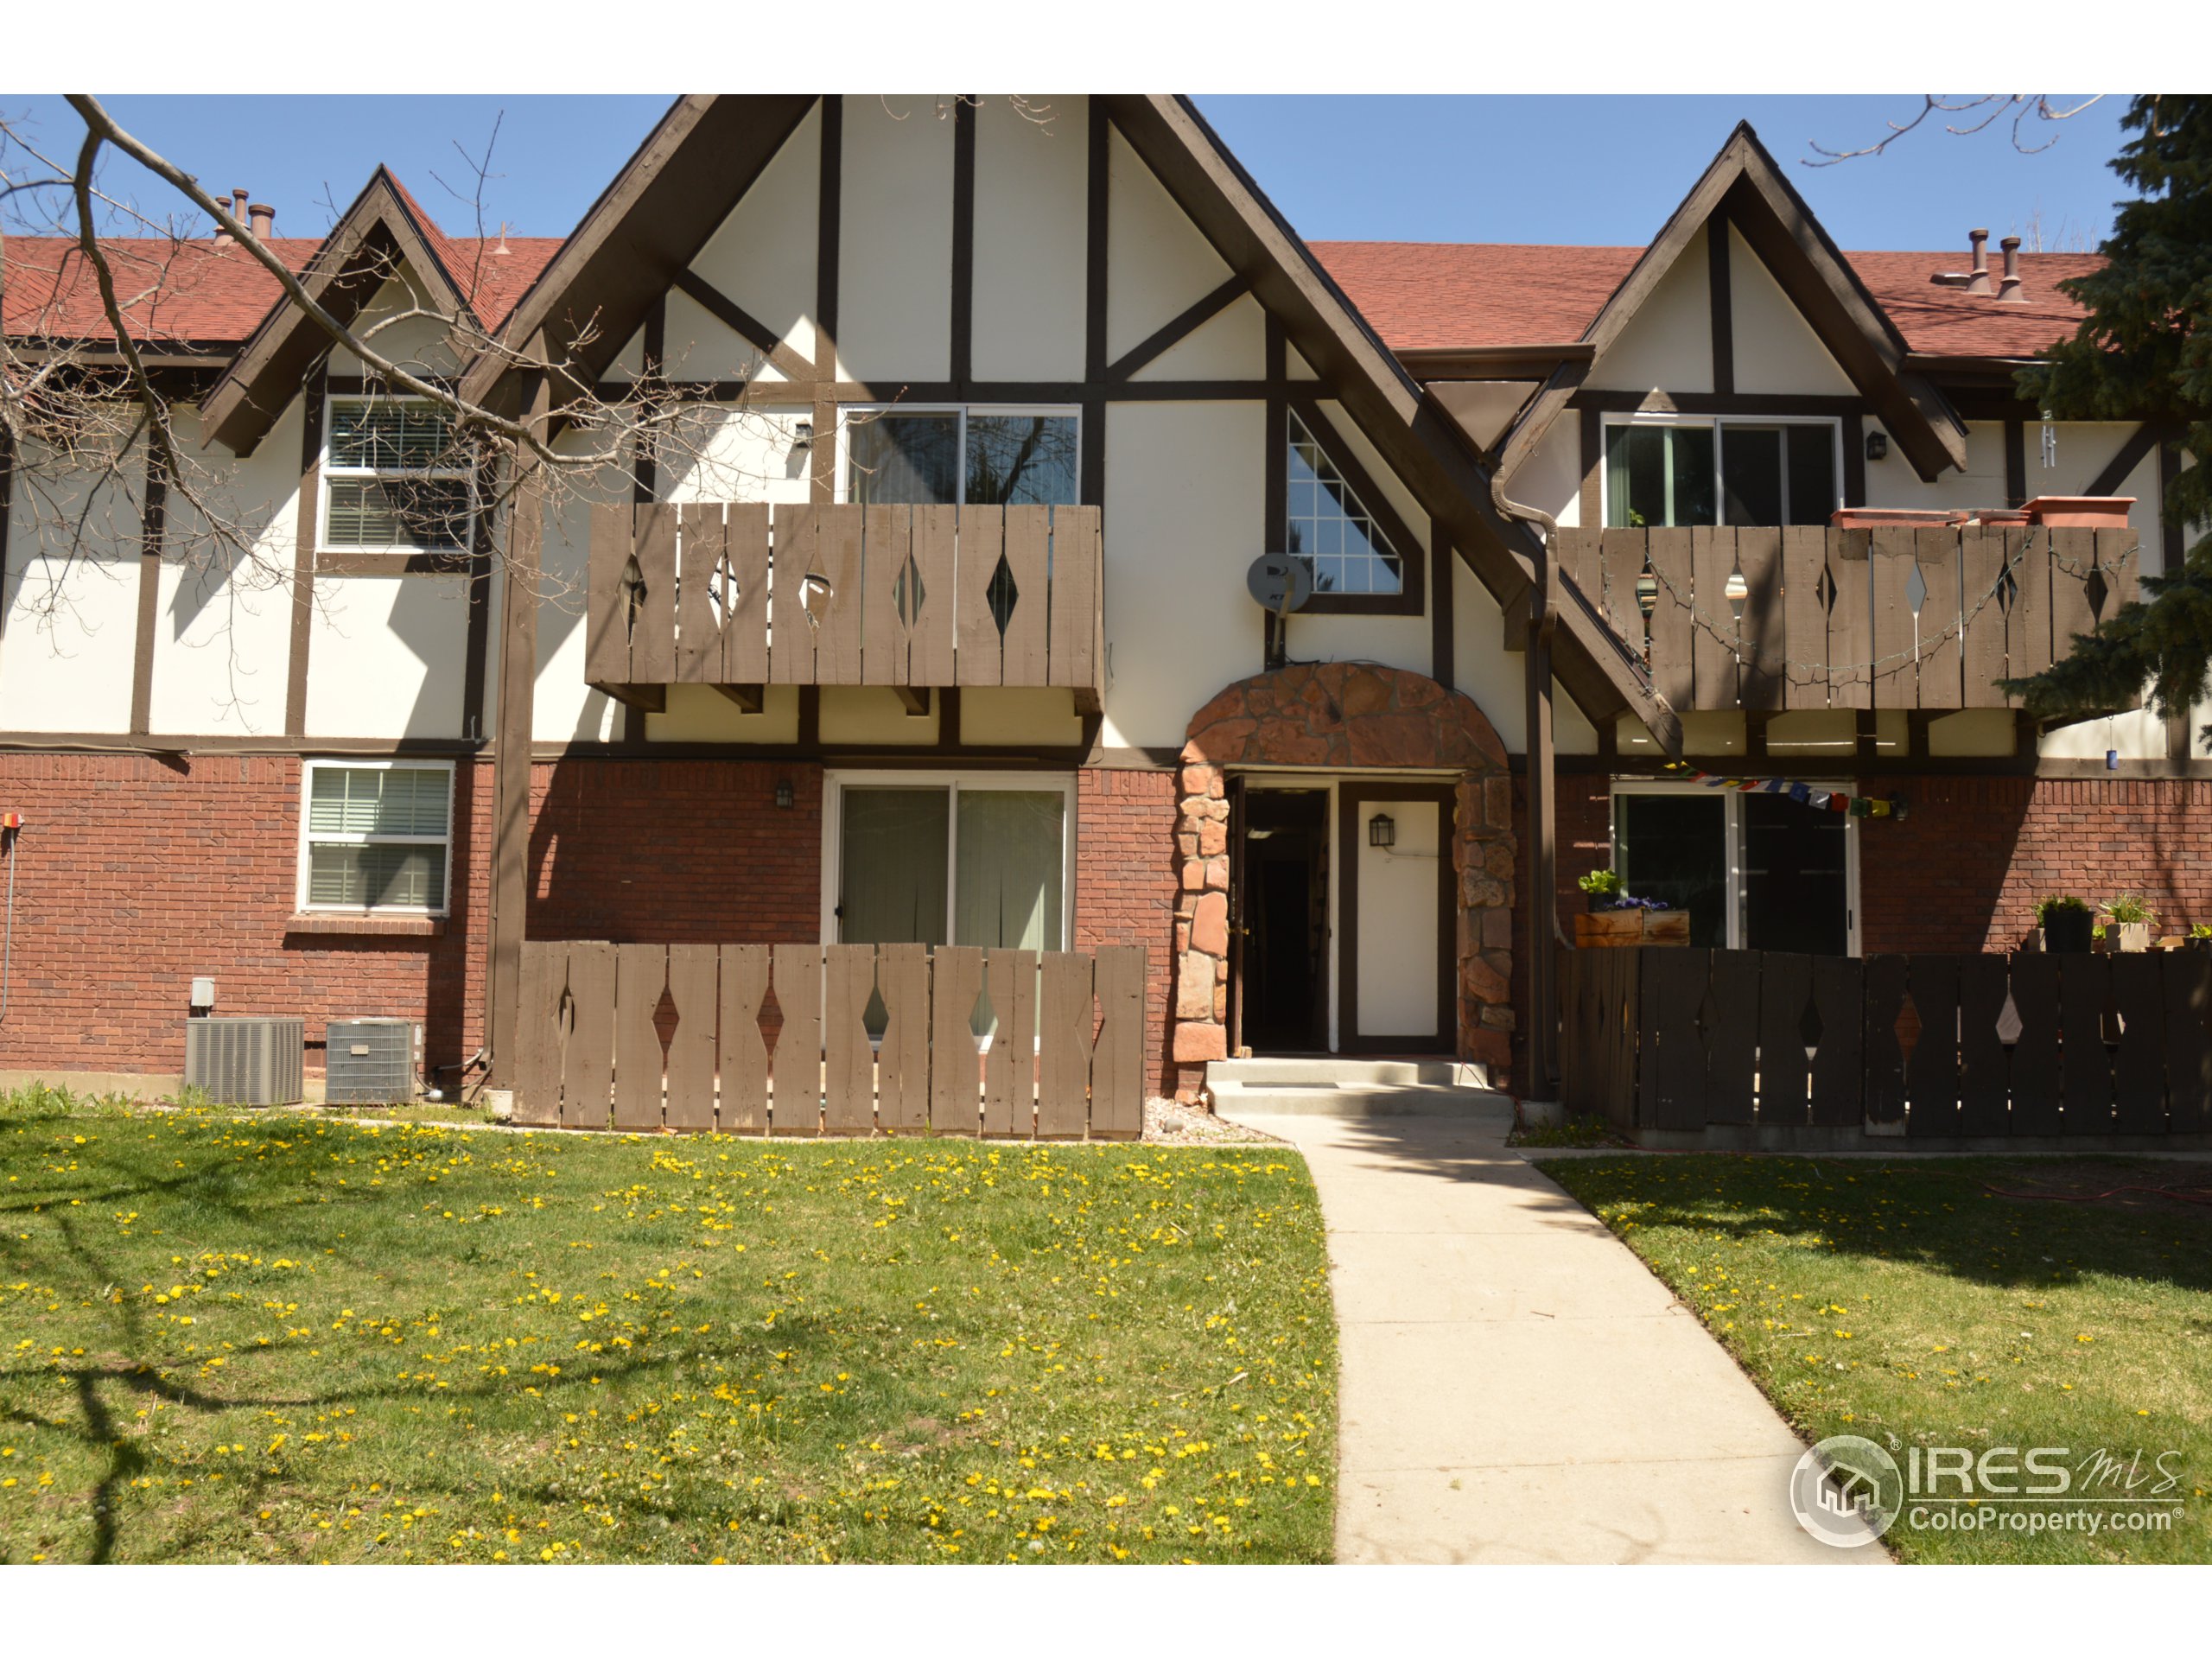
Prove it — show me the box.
[0,93,2130,252]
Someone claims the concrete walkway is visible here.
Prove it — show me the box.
[1237,1100,1883,1564]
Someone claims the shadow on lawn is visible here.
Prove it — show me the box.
[1531,1151,2212,1299]
[0,1120,833,1564]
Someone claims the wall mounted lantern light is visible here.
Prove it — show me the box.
[774,779,795,810]
[1368,812,1395,849]
[1865,429,1890,463]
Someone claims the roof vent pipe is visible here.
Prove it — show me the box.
[248,202,275,239]
[1966,228,1991,296]
[1997,236,2025,303]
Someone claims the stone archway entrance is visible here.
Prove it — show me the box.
[1170,662,1516,1097]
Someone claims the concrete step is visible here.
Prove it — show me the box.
[1208,1077,1514,1123]
[1206,1056,1472,1088]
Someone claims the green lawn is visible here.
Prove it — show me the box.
[0,1086,1334,1564]
[1539,1153,2212,1563]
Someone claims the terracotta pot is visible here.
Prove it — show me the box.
[2024,495,2136,529]
[1971,508,2031,526]
[1573,911,1643,950]
[1640,911,1690,946]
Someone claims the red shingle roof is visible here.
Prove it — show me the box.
[3,187,562,350]
[1312,239,2101,361]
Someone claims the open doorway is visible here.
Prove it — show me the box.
[1232,787,1330,1053]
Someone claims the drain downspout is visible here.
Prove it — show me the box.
[1491,477,1560,1102]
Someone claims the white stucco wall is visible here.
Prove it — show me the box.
[149,404,298,735]
[837,96,955,383]
[971,96,1088,382]
[1,435,144,734]
[1133,294,1265,381]
[1586,232,1712,396]
[533,445,624,744]
[1099,401,1265,749]
[327,271,468,380]
[304,573,469,739]
[1728,226,1854,397]
[684,99,821,375]
[1105,128,1231,365]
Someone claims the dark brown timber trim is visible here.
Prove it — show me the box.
[633,297,666,505]
[670,268,812,384]
[2083,423,2159,501]
[129,449,170,735]
[1081,98,1110,512]
[1707,215,1734,397]
[1842,411,1866,507]
[283,366,327,736]
[2004,418,2027,510]
[486,364,551,1088]
[1430,523,1454,689]
[2160,425,2185,572]
[1579,406,1604,528]
[1570,390,1867,417]
[462,450,495,741]
[810,97,844,505]
[1262,315,1287,665]
[1106,275,1245,383]
[950,94,976,394]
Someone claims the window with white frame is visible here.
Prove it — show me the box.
[840,406,1079,509]
[824,772,1073,952]
[297,760,455,915]
[1610,779,1855,957]
[321,395,475,553]
[1603,417,1840,530]
[1287,408,1405,595]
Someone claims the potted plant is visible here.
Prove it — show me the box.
[2101,893,2158,954]
[1573,893,1643,949]
[2189,924,2212,955]
[1630,896,1690,946]
[2036,894,2094,955]
[1578,868,1623,912]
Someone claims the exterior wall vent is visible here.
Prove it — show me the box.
[324,1018,418,1104]
[183,1016,305,1105]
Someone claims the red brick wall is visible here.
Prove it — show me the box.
[1856,775,2212,951]
[0,753,491,1080]
[526,760,822,943]
[1074,765,1179,1098]
[0,753,822,1082]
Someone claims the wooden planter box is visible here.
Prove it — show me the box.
[1573,911,1688,949]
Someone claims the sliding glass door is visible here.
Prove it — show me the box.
[1611,785,1855,955]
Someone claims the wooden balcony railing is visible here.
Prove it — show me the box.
[1554,525,2141,712]
[586,502,1103,714]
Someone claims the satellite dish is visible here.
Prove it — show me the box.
[1246,552,1313,617]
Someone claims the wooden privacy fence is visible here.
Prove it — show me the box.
[515,941,1147,1139]
[1560,946,2212,1141]
[586,501,1103,708]
[1553,526,2139,713]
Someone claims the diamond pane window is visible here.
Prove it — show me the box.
[1286,409,1403,596]
[300,762,454,914]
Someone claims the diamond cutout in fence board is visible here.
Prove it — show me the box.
[987,550,1020,638]
[1694,978,1719,1046]
[969,978,998,1047]
[801,569,835,629]
[863,982,890,1050]
[1799,988,1823,1062]
[1815,563,1838,617]
[652,981,680,1058]
[1894,988,1923,1072]
[620,555,646,643]
[894,548,926,632]
[2085,566,2110,622]
[2101,988,2125,1050]
[1995,988,2024,1047]
[709,554,739,623]
[1905,561,1929,619]
[1996,563,2019,616]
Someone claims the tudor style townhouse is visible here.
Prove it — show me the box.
[1,96,2202,1119]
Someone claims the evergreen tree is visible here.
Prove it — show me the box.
[2003,95,2212,741]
